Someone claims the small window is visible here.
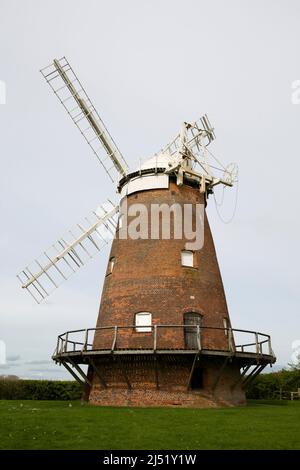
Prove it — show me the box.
[108,257,115,274]
[181,250,194,267]
[223,318,228,336]
[135,312,152,332]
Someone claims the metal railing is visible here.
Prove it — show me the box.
[54,325,275,359]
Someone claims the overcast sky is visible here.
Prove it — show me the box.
[1,0,299,379]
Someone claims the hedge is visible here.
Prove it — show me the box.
[1,368,300,401]
[0,379,82,400]
[246,368,300,399]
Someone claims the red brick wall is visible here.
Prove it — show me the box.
[93,181,231,351]
[87,355,245,407]
[86,181,244,407]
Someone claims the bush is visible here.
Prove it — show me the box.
[0,379,82,400]
[1,369,299,402]
[246,368,300,399]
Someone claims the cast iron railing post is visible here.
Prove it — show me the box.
[255,332,259,356]
[56,337,59,356]
[82,329,89,352]
[228,328,234,353]
[153,325,157,351]
[268,336,273,356]
[111,326,118,352]
[197,325,201,350]
[64,333,69,353]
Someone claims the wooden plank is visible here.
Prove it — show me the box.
[231,364,251,390]
[212,356,231,391]
[116,357,131,390]
[186,353,200,390]
[90,358,107,388]
[68,357,91,386]
[243,364,267,387]
[55,348,274,365]
[111,326,118,351]
[60,361,84,385]
[242,364,260,385]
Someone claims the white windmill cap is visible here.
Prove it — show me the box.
[137,152,174,171]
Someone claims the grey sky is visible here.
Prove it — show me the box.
[0,0,299,379]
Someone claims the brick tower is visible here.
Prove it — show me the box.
[87,173,239,407]
[19,58,276,408]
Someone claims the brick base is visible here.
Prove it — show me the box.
[88,387,246,408]
[85,355,246,408]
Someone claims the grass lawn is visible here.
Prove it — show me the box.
[0,400,299,450]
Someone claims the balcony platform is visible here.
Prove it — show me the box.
[52,325,276,390]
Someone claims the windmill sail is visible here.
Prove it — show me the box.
[40,57,128,182]
[17,201,119,303]
[159,115,215,157]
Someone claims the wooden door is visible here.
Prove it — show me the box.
[184,312,202,349]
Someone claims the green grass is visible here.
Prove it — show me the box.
[0,400,300,450]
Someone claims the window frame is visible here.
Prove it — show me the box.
[107,256,115,275]
[135,311,152,333]
[223,317,228,336]
[181,250,194,267]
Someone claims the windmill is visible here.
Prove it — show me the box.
[17,57,275,407]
